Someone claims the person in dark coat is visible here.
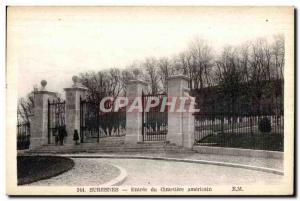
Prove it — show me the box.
[73,129,79,145]
[58,126,67,145]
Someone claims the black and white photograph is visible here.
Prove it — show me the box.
[5,6,294,195]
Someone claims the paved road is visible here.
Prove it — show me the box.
[69,152,282,170]
[30,158,283,186]
[102,158,283,186]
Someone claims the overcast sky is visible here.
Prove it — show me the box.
[7,7,292,98]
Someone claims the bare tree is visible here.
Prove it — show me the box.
[78,70,122,102]
[237,42,251,83]
[17,85,39,123]
[143,57,160,94]
[271,34,285,115]
[247,38,274,113]
[215,46,245,111]
[188,37,214,89]
[177,51,194,88]
[272,34,285,80]
[17,95,34,124]
[120,68,134,96]
[157,57,175,92]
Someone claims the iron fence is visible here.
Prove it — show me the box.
[17,122,30,150]
[194,113,284,151]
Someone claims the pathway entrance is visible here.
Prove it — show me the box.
[142,92,168,142]
[80,98,126,143]
[48,99,66,144]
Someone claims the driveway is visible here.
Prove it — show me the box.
[29,158,283,186]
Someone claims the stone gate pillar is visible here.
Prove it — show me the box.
[30,80,56,149]
[125,80,148,144]
[167,75,195,148]
[182,88,196,149]
[64,76,88,145]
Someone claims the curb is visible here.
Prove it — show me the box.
[100,164,127,186]
[193,146,283,159]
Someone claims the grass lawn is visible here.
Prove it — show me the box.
[17,156,74,185]
[197,132,283,151]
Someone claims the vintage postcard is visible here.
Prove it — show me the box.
[6,6,294,195]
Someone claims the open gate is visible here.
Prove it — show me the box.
[48,99,66,144]
[80,98,126,143]
[142,92,168,141]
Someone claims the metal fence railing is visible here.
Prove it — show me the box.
[194,113,284,151]
[17,122,30,150]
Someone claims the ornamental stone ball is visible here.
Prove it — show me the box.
[41,80,47,90]
[72,75,78,85]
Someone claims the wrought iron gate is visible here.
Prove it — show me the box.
[142,92,168,141]
[48,99,66,144]
[80,98,126,143]
[80,99,100,143]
